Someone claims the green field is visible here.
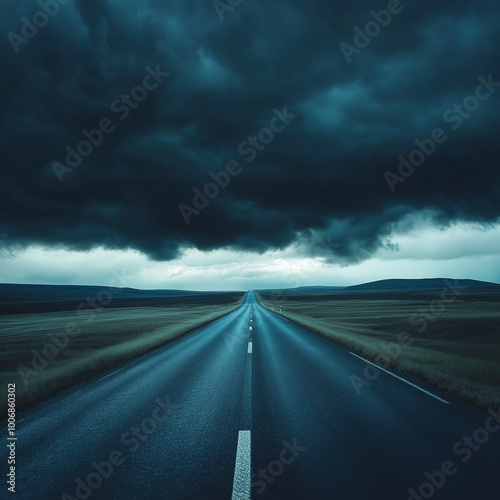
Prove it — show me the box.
[256,287,500,408]
[1,291,245,411]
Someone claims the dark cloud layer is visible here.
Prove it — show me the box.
[1,0,499,262]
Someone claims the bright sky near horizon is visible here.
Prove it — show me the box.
[1,1,499,289]
[2,221,499,290]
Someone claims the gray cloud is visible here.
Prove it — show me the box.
[0,0,499,263]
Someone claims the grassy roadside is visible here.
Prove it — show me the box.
[1,292,246,412]
[255,290,500,408]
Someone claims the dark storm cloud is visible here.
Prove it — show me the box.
[1,0,499,261]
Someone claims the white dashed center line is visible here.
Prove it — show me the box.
[231,430,251,500]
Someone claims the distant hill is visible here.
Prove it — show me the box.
[0,284,245,315]
[343,278,500,292]
[0,283,224,303]
[292,286,345,291]
[257,286,345,293]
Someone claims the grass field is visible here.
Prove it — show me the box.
[0,291,245,411]
[256,286,500,408]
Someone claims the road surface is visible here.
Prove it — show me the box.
[4,292,499,499]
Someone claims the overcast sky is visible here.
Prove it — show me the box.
[1,0,499,290]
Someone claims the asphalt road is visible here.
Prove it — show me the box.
[4,292,499,499]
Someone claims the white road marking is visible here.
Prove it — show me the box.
[249,326,253,331]
[99,366,127,382]
[247,342,253,354]
[349,352,450,404]
[275,312,290,321]
[231,430,251,500]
